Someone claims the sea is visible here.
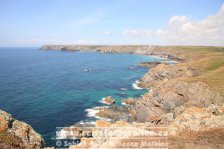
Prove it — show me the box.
[0,47,164,146]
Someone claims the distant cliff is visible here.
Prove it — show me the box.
[41,45,185,61]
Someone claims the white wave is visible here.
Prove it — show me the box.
[132,80,143,90]
[78,120,96,125]
[99,97,110,105]
[167,60,178,64]
[85,106,107,118]
[85,106,111,121]
[85,107,102,117]
[121,102,127,106]
[120,88,127,91]
[83,68,92,72]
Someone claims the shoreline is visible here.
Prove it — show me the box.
[1,45,224,148]
[49,45,223,148]
[41,45,185,62]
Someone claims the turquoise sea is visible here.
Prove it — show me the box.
[0,47,163,146]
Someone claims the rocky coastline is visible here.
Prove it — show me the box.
[60,45,223,148]
[1,45,223,148]
[41,45,185,62]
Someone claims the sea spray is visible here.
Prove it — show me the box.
[132,80,143,90]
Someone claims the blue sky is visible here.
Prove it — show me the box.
[0,0,224,46]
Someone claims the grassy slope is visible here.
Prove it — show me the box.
[162,46,224,95]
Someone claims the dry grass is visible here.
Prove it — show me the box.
[169,128,224,149]
[0,131,25,149]
[163,46,224,96]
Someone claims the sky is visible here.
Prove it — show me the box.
[0,0,224,46]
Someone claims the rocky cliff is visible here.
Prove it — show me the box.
[14,45,224,148]
[41,45,185,61]
[68,62,224,148]
[68,57,224,148]
[0,110,45,149]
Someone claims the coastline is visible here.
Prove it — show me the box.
[41,45,185,62]
[45,45,223,148]
[1,45,224,148]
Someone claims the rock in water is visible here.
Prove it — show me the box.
[102,96,116,105]
[0,110,45,148]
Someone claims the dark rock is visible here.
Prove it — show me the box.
[138,61,161,68]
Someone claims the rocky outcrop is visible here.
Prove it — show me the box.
[139,64,199,88]
[121,98,136,105]
[41,45,224,148]
[134,80,224,122]
[138,61,162,68]
[95,106,134,122]
[68,56,223,148]
[129,62,223,123]
[101,96,115,105]
[0,110,44,149]
[168,105,224,135]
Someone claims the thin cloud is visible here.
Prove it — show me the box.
[123,4,224,46]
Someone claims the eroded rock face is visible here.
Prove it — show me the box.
[134,80,224,122]
[95,106,134,122]
[168,106,224,135]
[0,110,45,148]
[134,93,165,122]
[139,64,199,88]
[138,61,162,68]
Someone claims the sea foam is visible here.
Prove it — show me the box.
[132,80,143,90]
[99,97,109,105]
[85,106,107,118]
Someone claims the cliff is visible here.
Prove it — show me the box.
[0,110,45,149]
[42,45,224,95]
[10,45,223,148]
[68,63,224,148]
[59,45,224,148]
[41,45,185,61]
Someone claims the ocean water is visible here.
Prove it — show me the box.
[0,47,163,146]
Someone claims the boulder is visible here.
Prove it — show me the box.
[102,96,115,105]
